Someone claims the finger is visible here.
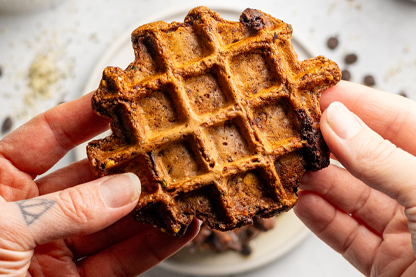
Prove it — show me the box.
[301,165,398,235]
[66,212,153,260]
[321,81,416,155]
[0,173,140,250]
[294,191,414,277]
[36,159,96,195]
[322,102,416,255]
[294,191,379,275]
[0,91,110,176]
[321,102,416,210]
[76,219,200,277]
[0,155,38,201]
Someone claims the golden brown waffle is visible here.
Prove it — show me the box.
[87,7,341,236]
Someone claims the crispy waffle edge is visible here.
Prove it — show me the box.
[87,6,341,236]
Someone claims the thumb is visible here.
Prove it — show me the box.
[321,102,416,208]
[0,173,141,250]
[321,102,416,251]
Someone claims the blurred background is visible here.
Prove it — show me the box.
[1,0,415,276]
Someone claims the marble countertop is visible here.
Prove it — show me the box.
[1,0,415,276]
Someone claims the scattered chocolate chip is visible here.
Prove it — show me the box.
[0,65,3,78]
[344,53,358,64]
[363,75,375,87]
[341,69,351,81]
[326,37,339,50]
[1,116,13,134]
[398,91,408,98]
[241,244,252,256]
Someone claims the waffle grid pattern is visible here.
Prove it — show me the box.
[87,7,341,235]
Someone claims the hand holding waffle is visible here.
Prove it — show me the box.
[295,81,416,276]
[0,92,199,276]
[4,5,414,277]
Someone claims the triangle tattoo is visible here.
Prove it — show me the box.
[16,199,56,226]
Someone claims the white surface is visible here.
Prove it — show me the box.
[1,0,416,276]
[0,0,67,14]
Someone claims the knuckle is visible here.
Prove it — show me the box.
[350,186,371,215]
[355,137,397,182]
[0,203,36,249]
[405,206,416,222]
[0,224,32,250]
[57,186,98,224]
[340,222,360,254]
[363,138,396,163]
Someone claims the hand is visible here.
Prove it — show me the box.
[294,81,416,276]
[0,92,199,276]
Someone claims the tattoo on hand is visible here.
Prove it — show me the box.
[16,199,56,226]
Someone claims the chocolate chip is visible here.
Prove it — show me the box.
[363,75,375,87]
[341,69,351,81]
[0,65,3,77]
[241,244,252,256]
[398,91,407,98]
[344,53,358,64]
[1,116,13,134]
[326,37,339,50]
[240,8,266,32]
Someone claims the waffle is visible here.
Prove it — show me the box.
[87,6,341,236]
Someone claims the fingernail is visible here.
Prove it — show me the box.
[326,102,362,140]
[100,173,141,208]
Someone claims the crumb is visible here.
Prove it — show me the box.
[398,91,407,98]
[89,33,99,43]
[27,54,60,97]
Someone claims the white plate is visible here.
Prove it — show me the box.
[75,5,316,276]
